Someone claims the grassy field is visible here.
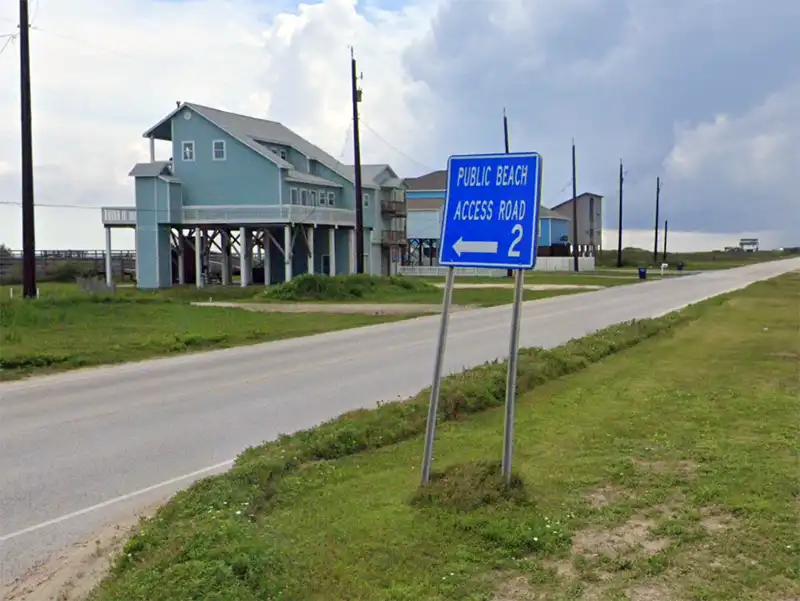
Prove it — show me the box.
[0,298,409,381]
[0,275,588,380]
[596,248,795,270]
[88,273,799,601]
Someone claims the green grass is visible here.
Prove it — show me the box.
[89,273,800,601]
[259,273,586,307]
[0,296,410,380]
[596,248,795,270]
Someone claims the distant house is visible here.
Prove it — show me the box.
[101,102,408,288]
[401,169,572,265]
[551,192,604,256]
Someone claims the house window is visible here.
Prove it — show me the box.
[327,191,335,206]
[181,141,195,162]
[279,149,287,160]
[290,188,298,205]
[300,189,308,205]
[319,190,326,205]
[212,140,226,161]
[363,192,370,207]
[270,147,278,155]
[310,191,317,205]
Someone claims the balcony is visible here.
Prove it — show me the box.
[381,230,407,246]
[100,204,358,228]
[381,199,407,216]
[102,207,137,226]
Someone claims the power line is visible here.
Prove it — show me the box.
[0,33,16,55]
[360,120,434,173]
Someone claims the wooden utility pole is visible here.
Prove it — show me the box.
[350,48,365,273]
[653,177,661,264]
[19,0,36,298]
[662,220,669,262]
[503,109,512,278]
[571,140,578,272]
[616,160,624,267]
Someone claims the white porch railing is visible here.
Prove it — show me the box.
[102,207,137,226]
[399,257,596,277]
[100,205,358,227]
[181,205,356,227]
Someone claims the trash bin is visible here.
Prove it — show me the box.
[638,267,647,280]
[677,261,685,271]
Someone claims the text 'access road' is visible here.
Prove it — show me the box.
[439,152,543,270]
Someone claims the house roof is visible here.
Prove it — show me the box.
[128,161,171,177]
[340,164,404,189]
[404,170,447,191]
[142,102,352,185]
[539,206,569,220]
[408,198,443,211]
[286,170,343,187]
[551,192,604,211]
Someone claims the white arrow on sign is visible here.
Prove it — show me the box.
[453,236,499,257]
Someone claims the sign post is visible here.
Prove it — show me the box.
[420,152,543,485]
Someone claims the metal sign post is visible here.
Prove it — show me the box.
[420,152,543,485]
[420,265,456,485]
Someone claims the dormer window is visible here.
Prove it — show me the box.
[279,149,287,160]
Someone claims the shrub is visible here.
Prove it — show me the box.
[262,273,433,301]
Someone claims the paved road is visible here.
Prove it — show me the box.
[1,258,798,583]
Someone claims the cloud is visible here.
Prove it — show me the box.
[0,0,797,251]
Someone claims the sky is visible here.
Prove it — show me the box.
[0,0,798,251]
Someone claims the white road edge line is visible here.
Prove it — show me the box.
[0,459,235,542]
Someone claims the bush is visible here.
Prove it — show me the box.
[262,273,433,301]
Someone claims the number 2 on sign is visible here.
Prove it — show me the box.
[508,224,523,257]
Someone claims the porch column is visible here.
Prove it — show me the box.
[194,229,203,289]
[263,228,271,286]
[177,231,185,284]
[149,136,155,162]
[221,230,230,285]
[284,224,293,282]
[328,227,336,276]
[104,227,112,286]
[307,225,314,275]
[348,228,356,274]
[240,226,250,287]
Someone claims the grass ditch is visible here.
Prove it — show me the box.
[88,292,717,601]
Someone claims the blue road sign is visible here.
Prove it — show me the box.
[438,152,543,270]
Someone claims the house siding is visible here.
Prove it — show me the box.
[134,177,171,288]
[171,112,280,206]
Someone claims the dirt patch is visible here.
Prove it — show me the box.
[493,574,537,600]
[192,301,458,315]
[631,458,698,476]
[542,558,577,580]
[629,584,672,601]
[2,503,160,601]
[699,507,736,534]
[585,485,629,509]
[572,516,671,559]
[433,283,603,291]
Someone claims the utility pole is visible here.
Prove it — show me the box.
[350,47,365,274]
[503,109,512,278]
[662,219,669,262]
[571,139,579,272]
[653,177,660,264]
[616,160,624,268]
[19,0,36,298]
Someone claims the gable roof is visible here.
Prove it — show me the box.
[142,102,355,184]
[340,164,404,188]
[404,169,447,191]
